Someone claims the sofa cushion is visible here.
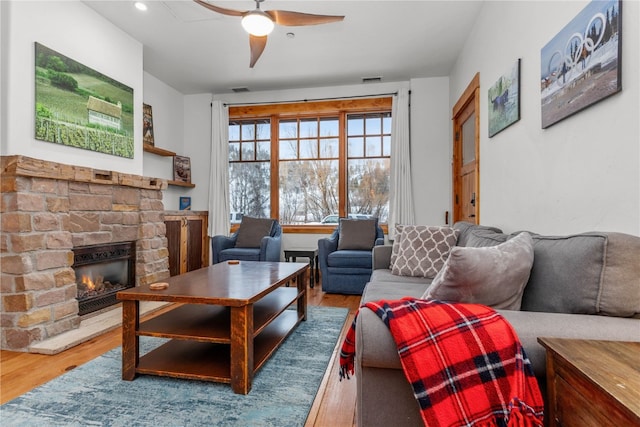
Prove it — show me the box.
[423,232,534,310]
[520,232,607,314]
[370,269,432,285]
[598,232,640,317]
[328,250,373,269]
[465,229,509,247]
[391,225,459,278]
[338,218,377,250]
[454,222,504,247]
[235,216,274,248]
[219,247,260,262]
[499,310,640,378]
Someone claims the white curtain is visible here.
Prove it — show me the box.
[208,100,230,237]
[388,88,415,240]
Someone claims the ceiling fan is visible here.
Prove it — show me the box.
[194,0,345,68]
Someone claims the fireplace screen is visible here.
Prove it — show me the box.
[73,241,135,316]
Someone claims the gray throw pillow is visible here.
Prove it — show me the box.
[423,232,534,310]
[235,217,275,248]
[338,218,377,250]
[391,225,459,278]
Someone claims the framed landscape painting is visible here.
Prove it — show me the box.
[488,59,521,137]
[34,42,134,158]
[540,0,622,129]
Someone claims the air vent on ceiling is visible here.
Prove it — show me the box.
[362,76,382,84]
[231,87,250,93]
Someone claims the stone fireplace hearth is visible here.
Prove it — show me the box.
[1,155,170,352]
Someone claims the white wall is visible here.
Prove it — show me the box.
[0,1,144,175]
[449,0,639,235]
[142,71,189,211]
[181,93,213,212]
[409,77,452,226]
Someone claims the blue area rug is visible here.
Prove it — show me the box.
[2,306,348,426]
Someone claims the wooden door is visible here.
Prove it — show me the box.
[452,74,480,224]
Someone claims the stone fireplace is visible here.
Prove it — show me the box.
[1,155,170,352]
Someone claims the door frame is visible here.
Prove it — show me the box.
[452,73,480,224]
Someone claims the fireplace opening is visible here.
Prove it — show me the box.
[73,241,135,316]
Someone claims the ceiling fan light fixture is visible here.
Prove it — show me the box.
[241,11,274,36]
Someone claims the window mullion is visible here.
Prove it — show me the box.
[338,111,347,218]
[270,114,279,219]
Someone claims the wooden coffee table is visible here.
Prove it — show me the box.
[117,261,309,394]
[538,337,640,426]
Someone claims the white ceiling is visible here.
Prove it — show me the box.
[83,0,484,94]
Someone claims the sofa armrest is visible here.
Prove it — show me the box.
[372,245,392,270]
[318,234,338,263]
[211,233,237,264]
[260,234,282,262]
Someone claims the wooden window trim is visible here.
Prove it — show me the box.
[229,97,392,234]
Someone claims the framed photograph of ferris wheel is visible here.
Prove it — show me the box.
[540,0,622,129]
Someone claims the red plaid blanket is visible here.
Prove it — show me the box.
[340,298,544,427]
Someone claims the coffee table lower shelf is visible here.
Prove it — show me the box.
[136,310,302,382]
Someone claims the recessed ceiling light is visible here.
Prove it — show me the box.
[135,2,148,12]
[286,32,295,39]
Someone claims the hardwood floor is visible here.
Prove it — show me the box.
[0,281,362,427]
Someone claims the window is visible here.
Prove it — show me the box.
[347,112,391,221]
[228,98,392,228]
[228,119,271,218]
[279,116,340,224]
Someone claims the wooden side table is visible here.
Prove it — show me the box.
[284,248,319,288]
[538,337,640,427]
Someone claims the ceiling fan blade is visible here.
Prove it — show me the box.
[266,10,344,26]
[249,35,268,68]
[193,0,246,17]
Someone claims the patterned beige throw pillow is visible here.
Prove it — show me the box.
[391,225,459,278]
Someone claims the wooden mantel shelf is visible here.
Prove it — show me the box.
[168,180,195,188]
[0,155,167,190]
[143,144,176,157]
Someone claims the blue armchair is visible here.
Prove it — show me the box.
[318,219,384,295]
[212,217,282,264]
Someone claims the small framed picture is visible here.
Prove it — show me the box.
[179,196,191,210]
[143,103,154,146]
[173,155,191,183]
[488,59,521,137]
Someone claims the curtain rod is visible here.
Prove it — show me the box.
[221,91,406,107]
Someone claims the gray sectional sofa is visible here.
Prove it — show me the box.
[355,222,640,427]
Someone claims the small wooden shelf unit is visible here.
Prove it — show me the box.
[143,144,195,188]
[135,287,303,384]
